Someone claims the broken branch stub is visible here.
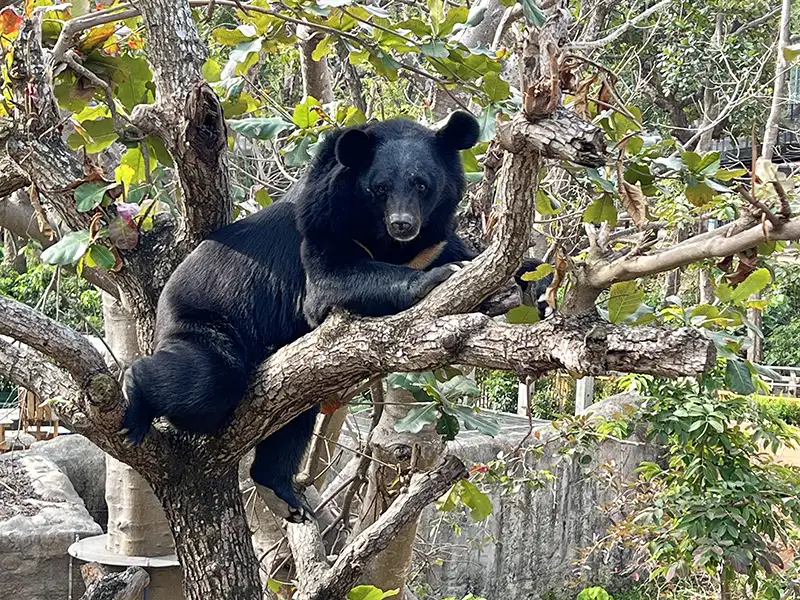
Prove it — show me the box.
[497,107,607,168]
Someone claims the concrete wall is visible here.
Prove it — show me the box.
[413,393,655,600]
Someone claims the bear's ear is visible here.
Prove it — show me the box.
[436,110,480,150]
[335,129,374,169]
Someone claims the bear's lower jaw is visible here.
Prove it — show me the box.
[387,228,420,243]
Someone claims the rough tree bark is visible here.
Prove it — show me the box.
[298,25,335,104]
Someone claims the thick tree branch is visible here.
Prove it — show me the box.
[0,336,79,400]
[0,295,172,465]
[285,456,468,600]
[128,0,231,248]
[220,311,714,462]
[0,294,107,383]
[0,155,29,198]
[563,217,800,313]
[420,108,606,318]
[590,217,800,287]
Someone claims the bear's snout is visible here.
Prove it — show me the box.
[387,212,420,241]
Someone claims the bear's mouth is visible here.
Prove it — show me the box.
[389,229,420,243]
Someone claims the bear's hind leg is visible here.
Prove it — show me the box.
[122,337,248,444]
[250,406,319,522]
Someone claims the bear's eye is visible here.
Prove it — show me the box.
[415,181,427,193]
[374,185,387,196]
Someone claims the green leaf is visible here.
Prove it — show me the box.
[78,118,118,153]
[438,375,480,402]
[506,304,540,324]
[228,117,294,140]
[85,244,116,269]
[202,57,222,82]
[311,35,332,61]
[626,136,644,155]
[680,151,703,172]
[211,24,257,45]
[117,146,152,187]
[230,37,262,74]
[428,0,445,35]
[319,0,352,6]
[254,187,272,208]
[583,195,618,226]
[726,360,755,395]
[436,411,460,440]
[685,180,717,206]
[437,482,460,513]
[394,403,439,434]
[476,105,499,142]
[730,268,771,304]
[459,479,493,520]
[284,135,313,167]
[482,71,510,102]
[536,189,558,214]
[653,156,684,171]
[520,0,545,26]
[420,39,449,58]
[292,96,322,128]
[713,168,747,181]
[40,230,91,266]
[386,371,438,403]
[395,18,430,36]
[347,585,400,600]
[783,44,800,62]
[520,263,553,281]
[607,281,644,324]
[451,405,500,437]
[440,5,468,36]
[75,182,116,213]
[577,587,612,600]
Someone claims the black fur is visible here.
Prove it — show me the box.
[122,111,551,520]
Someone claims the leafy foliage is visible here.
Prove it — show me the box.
[0,263,102,333]
[388,369,499,440]
[590,373,800,596]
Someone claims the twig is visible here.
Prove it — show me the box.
[51,7,139,66]
[321,381,386,539]
[772,180,792,219]
[736,184,782,228]
[568,0,673,51]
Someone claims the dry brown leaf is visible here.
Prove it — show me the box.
[726,251,759,284]
[599,79,612,105]
[545,249,567,311]
[573,74,597,119]
[28,186,56,241]
[615,156,648,230]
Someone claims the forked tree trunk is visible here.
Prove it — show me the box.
[155,469,263,600]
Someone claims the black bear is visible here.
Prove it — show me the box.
[122,111,551,521]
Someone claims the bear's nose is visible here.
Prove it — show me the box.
[388,214,417,239]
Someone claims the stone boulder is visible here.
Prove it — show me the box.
[30,434,108,529]
[0,454,103,600]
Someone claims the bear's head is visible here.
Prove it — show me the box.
[332,111,480,243]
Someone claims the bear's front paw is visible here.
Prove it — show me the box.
[413,263,461,299]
